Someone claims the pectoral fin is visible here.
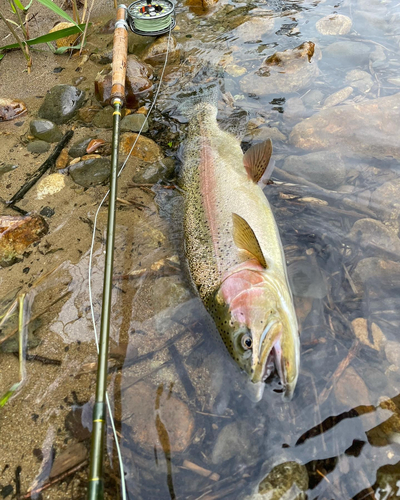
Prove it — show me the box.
[243,139,273,183]
[232,213,267,268]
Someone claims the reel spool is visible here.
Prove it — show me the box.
[127,0,176,36]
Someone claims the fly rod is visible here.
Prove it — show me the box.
[87,4,129,499]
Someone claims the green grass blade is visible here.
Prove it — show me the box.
[0,382,20,407]
[0,23,87,51]
[0,53,4,61]
[36,0,81,29]
[54,43,82,54]
[12,0,25,10]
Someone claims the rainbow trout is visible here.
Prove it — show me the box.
[182,102,300,400]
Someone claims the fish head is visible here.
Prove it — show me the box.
[207,260,300,400]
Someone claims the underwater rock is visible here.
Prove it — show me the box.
[352,318,385,351]
[323,41,370,68]
[122,381,195,453]
[288,259,327,299]
[119,133,162,162]
[256,461,309,500]
[316,14,352,35]
[151,276,191,312]
[38,85,85,124]
[36,173,66,200]
[90,49,113,65]
[94,55,153,109]
[141,35,180,65]
[335,366,370,407]
[120,113,148,133]
[69,138,93,158]
[283,97,307,124]
[240,42,320,96]
[211,420,259,464]
[48,22,79,48]
[289,93,400,159]
[225,64,247,77]
[49,443,87,478]
[244,126,286,143]
[352,257,400,290]
[232,16,275,42]
[0,215,48,267]
[69,157,111,188]
[30,119,63,143]
[323,86,353,108]
[385,341,400,367]
[302,89,324,108]
[348,218,400,255]
[92,106,114,128]
[132,157,175,184]
[0,98,27,121]
[345,69,374,92]
[370,179,400,219]
[185,0,219,8]
[282,151,346,189]
[27,140,50,154]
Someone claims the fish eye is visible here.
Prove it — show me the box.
[241,333,253,350]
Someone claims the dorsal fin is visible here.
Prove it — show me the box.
[232,213,267,268]
[243,139,273,183]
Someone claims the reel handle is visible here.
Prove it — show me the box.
[111,4,129,105]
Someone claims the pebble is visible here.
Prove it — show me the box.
[122,381,195,453]
[30,119,63,143]
[27,140,50,154]
[348,218,400,254]
[352,258,400,290]
[282,151,346,189]
[232,16,275,42]
[36,173,65,199]
[0,98,27,121]
[351,318,385,351]
[49,443,87,478]
[38,85,85,124]
[119,133,162,162]
[345,69,374,92]
[55,148,70,169]
[335,366,370,407]
[141,35,180,65]
[132,157,175,184]
[257,461,309,499]
[225,64,247,77]
[245,126,286,143]
[69,137,93,158]
[69,157,111,188]
[316,14,352,35]
[120,113,148,133]
[90,50,113,65]
[323,86,353,108]
[92,106,114,128]
[241,42,320,96]
[0,215,48,267]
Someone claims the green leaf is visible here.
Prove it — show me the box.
[54,43,82,54]
[35,0,82,30]
[168,142,173,147]
[12,0,26,10]
[0,382,20,408]
[0,23,87,51]
[0,53,4,61]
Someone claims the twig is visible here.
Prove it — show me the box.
[21,460,87,499]
[181,460,220,481]
[7,131,73,206]
[79,0,94,55]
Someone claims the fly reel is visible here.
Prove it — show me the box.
[127,0,176,36]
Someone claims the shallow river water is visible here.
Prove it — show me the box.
[1,0,400,498]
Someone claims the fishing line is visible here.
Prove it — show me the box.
[88,23,173,499]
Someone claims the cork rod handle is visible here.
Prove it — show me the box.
[111,5,128,104]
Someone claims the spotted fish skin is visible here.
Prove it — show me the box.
[182,102,300,399]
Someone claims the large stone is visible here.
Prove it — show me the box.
[240,42,319,96]
[348,218,400,255]
[48,22,79,48]
[122,381,195,453]
[345,69,374,92]
[258,461,309,499]
[141,35,180,65]
[119,133,162,162]
[0,98,27,121]
[370,179,400,219]
[0,215,48,267]
[323,41,370,68]
[120,113,148,133]
[30,119,63,143]
[211,420,259,464]
[69,157,111,187]
[352,258,400,290]
[38,85,85,124]
[323,86,353,109]
[316,14,352,35]
[92,106,114,128]
[282,151,346,189]
[232,16,275,42]
[95,55,153,109]
[289,93,400,160]
[69,138,93,158]
[27,140,50,154]
[132,157,175,184]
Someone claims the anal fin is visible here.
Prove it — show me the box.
[232,213,267,268]
[243,139,273,183]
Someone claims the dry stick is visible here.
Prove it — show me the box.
[7,130,73,207]
[0,8,31,72]
[79,0,95,55]
[21,460,88,499]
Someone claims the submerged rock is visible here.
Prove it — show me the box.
[27,140,50,154]
[95,55,153,109]
[240,42,320,96]
[69,157,111,188]
[122,381,195,453]
[38,85,85,124]
[289,93,400,159]
[370,179,400,219]
[257,461,309,500]
[30,119,63,143]
[36,173,66,199]
[348,218,400,255]
[132,157,175,184]
[120,113,148,133]
[119,133,162,162]
[352,317,385,351]
[323,86,353,108]
[0,215,48,266]
[323,41,370,68]
[288,259,327,299]
[141,35,180,65]
[0,98,27,121]
[211,420,259,464]
[345,69,374,92]
[282,151,346,189]
[232,16,275,42]
[352,257,400,290]
[316,14,352,35]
